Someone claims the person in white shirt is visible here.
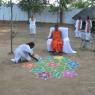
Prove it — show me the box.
[11,42,38,63]
[74,16,82,38]
[29,15,36,34]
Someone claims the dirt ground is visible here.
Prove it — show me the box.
[0,22,95,95]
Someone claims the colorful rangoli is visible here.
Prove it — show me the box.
[22,56,80,80]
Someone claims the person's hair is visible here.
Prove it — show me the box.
[31,15,35,20]
[54,24,59,31]
[26,42,35,49]
[87,16,90,20]
[78,16,81,20]
[31,15,34,18]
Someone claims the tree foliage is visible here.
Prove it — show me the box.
[0,0,3,6]
[49,4,59,14]
[18,0,48,17]
[72,0,89,8]
[88,0,95,7]
[49,0,72,13]
[71,0,95,8]
[49,0,74,24]
[4,1,15,7]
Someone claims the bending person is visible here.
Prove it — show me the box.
[11,42,38,63]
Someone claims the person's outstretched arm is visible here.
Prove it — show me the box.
[29,53,38,61]
[24,51,38,61]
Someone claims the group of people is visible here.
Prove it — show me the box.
[29,15,64,54]
[74,16,94,38]
[11,15,95,64]
[11,24,64,63]
[74,16,95,48]
[11,15,37,63]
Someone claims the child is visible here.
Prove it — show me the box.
[11,42,38,63]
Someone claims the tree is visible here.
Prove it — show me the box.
[49,0,74,24]
[88,0,95,7]
[0,0,3,6]
[18,0,48,19]
[49,3,59,23]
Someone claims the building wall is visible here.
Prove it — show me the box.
[64,8,82,24]
[0,5,81,24]
[0,5,28,21]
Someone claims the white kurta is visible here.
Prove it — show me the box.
[74,20,82,37]
[47,27,76,54]
[29,18,36,34]
[12,44,33,63]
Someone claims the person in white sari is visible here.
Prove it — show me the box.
[74,16,82,38]
[11,42,38,63]
[29,15,36,34]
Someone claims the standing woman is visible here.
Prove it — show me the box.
[29,15,36,34]
[74,16,82,38]
[85,16,92,41]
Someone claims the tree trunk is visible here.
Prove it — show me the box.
[59,9,63,24]
[27,0,31,21]
[28,10,30,19]
[59,0,63,25]
[27,9,31,24]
